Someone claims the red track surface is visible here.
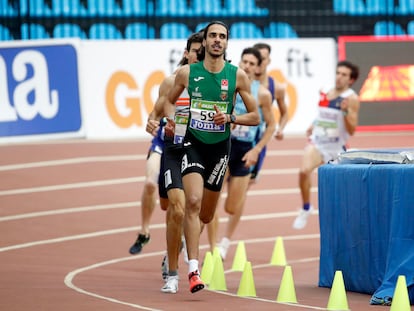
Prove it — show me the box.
[1,132,413,311]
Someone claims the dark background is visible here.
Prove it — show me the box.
[340,38,414,128]
[1,0,414,40]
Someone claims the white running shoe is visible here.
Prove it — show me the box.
[218,237,230,260]
[161,275,179,294]
[292,206,314,230]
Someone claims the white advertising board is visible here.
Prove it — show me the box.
[80,39,186,139]
[81,38,336,139]
[227,38,337,135]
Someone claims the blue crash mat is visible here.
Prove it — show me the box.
[318,162,414,305]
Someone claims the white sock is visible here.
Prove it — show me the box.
[220,237,230,249]
[219,237,230,259]
[188,259,199,274]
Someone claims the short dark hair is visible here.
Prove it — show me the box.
[337,60,359,81]
[241,47,262,66]
[178,31,204,66]
[186,31,204,53]
[253,42,271,54]
[203,21,230,40]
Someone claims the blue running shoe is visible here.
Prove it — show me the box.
[129,234,150,255]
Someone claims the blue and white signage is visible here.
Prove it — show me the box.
[0,41,83,141]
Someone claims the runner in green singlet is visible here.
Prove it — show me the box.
[164,21,260,293]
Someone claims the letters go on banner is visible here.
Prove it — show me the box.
[0,38,336,142]
[82,38,336,139]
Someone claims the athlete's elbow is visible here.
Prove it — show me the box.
[348,126,357,136]
[268,123,276,133]
[252,112,260,125]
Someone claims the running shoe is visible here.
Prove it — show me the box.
[161,254,169,281]
[188,270,204,293]
[370,296,392,306]
[161,275,179,294]
[292,206,314,230]
[129,234,150,255]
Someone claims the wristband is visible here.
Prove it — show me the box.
[160,117,168,126]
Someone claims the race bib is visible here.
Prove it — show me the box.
[231,125,250,139]
[314,120,340,143]
[189,99,228,132]
[174,114,188,144]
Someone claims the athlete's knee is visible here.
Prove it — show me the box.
[299,169,311,180]
[144,180,157,193]
[168,201,185,223]
[160,198,168,211]
[200,213,214,224]
[224,205,235,215]
[185,193,202,211]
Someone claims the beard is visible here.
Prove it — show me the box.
[206,46,225,59]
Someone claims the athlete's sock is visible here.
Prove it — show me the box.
[303,203,311,211]
[188,259,199,273]
[169,270,178,277]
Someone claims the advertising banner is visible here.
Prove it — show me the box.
[227,38,336,135]
[80,39,185,139]
[0,39,84,143]
[81,38,336,138]
[0,38,336,142]
[338,36,414,131]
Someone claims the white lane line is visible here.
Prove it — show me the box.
[64,253,164,311]
[0,180,315,197]
[64,235,323,311]
[0,226,142,253]
[212,255,326,311]
[0,211,319,253]
[0,201,139,222]
[266,149,304,156]
[0,155,146,171]
[259,168,298,175]
[0,150,303,172]
[0,177,145,196]
[0,138,148,146]
[0,187,318,222]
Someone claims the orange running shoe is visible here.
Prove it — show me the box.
[188,270,204,293]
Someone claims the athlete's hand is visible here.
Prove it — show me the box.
[340,97,349,113]
[146,119,160,137]
[274,128,284,140]
[306,124,313,137]
[164,118,176,137]
[213,105,227,125]
[242,148,259,168]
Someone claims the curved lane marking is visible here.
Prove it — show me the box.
[64,236,323,311]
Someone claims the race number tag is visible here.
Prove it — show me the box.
[189,99,228,132]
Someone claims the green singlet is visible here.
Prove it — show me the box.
[187,61,237,144]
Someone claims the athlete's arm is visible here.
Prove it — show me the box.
[255,86,275,152]
[234,69,260,126]
[341,93,360,135]
[165,65,188,118]
[242,86,275,168]
[146,75,175,136]
[274,83,288,140]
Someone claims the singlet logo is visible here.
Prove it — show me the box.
[192,86,202,98]
[221,79,228,91]
[207,155,228,186]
